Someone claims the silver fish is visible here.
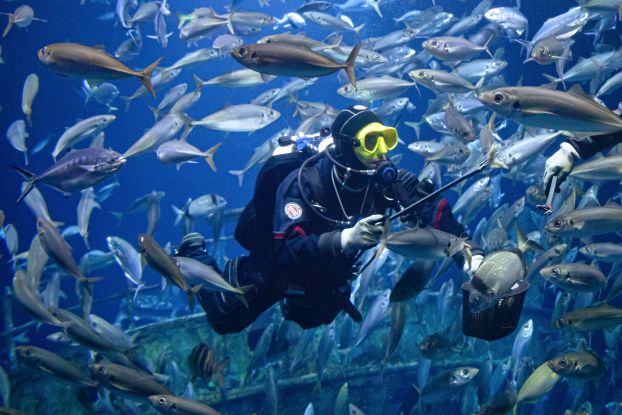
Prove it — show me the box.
[580,243,622,262]
[21,73,39,126]
[16,345,97,387]
[12,270,65,326]
[540,263,607,292]
[468,250,526,312]
[546,205,622,239]
[52,114,116,160]
[6,119,29,164]
[107,236,143,290]
[77,188,100,249]
[123,112,190,158]
[423,36,492,62]
[337,76,416,102]
[27,235,48,289]
[229,129,284,186]
[156,140,220,171]
[14,147,126,204]
[570,155,622,181]
[409,69,483,94]
[37,217,101,286]
[350,289,390,349]
[2,5,46,37]
[303,11,364,33]
[190,104,280,133]
[149,83,187,120]
[478,85,622,134]
[149,395,222,415]
[555,303,622,332]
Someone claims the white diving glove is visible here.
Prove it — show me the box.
[463,254,484,277]
[543,142,580,193]
[340,214,384,255]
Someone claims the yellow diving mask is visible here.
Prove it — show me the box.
[354,122,398,159]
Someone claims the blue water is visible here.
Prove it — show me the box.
[1,0,622,413]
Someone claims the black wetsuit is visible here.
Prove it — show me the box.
[202,154,469,334]
[568,130,622,159]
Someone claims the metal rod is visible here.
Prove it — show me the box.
[386,157,491,223]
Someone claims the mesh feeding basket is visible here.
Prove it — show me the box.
[462,280,529,341]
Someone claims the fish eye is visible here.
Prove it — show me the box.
[97,366,106,374]
[344,86,352,92]
[554,219,562,228]
[559,358,567,367]
[238,47,246,55]
[493,93,504,103]
[158,397,166,405]
[461,368,469,375]
[251,51,257,59]
[551,268,559,276]
[431,40,438,47]
[25,349,32,357]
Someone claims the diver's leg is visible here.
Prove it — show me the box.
[197,256,282,334]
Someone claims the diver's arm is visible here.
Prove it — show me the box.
[567,129,622,160]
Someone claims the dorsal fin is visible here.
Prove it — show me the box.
[567,84,591,99]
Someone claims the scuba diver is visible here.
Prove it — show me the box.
[177,105,483,334]
[544,129,622,193]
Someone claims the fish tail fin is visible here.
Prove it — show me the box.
[110,211,124,223]
[176,12,188,29]
[516,223,543,253]
[542,73,559,88]
[121,96,132,113]
[482,33,494,58]
[226,13,235,34]
[171,204,185,226]
[131,283,145,302]
[139,57,162,97]
[12,165,36,205]
[187,284,203,311]
[344,42,361,87]
[192,74,204,93]
[3,13,15,38]
[26,112,32,128]
[229,170,245,187]
[353,23,365,34]
[474,76,486,92]
[203,142,221,172]
[236,285,255,308]
[148,106,159,121]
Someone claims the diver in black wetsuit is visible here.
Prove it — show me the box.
[179,106,482,334]
[544,129,622,193]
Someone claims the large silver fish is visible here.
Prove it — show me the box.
[38,43,160,96]
[52,114,116,160]
[14,147,126,204]
[90,361,171,399]
[37,217,101,285]
[12,270,65,326]
[545,205,622,239]
[540,263,607,292]
[478,85,622,134]
[570,155,622,181]
[190,104,280,133]
[16,345,97,387]
[149,395,222,415]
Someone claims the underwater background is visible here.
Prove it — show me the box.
[1,0,622,414]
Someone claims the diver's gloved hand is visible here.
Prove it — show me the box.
[543,143,580,193]
[340,214,384,255]
[463,254,484,277]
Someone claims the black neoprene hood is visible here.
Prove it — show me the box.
[330,105,383,167]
